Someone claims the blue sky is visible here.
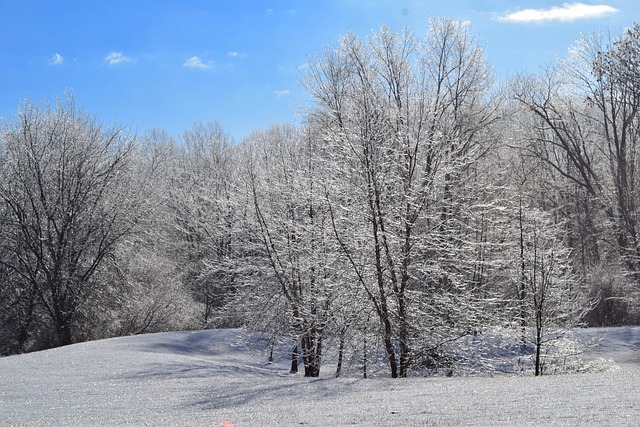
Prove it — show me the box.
[1,1,638,140]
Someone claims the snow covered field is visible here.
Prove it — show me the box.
[1,327,639,426]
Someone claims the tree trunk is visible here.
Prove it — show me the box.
[301,331,321,377]
[398,291,410,378]
[534,309,543,376]
[382,316,399,379]
[363,335,368,379]
[519,199,527,347]
[16,285,38,353]
[55,318,73,347]
[289,340,298,374]
[335,331,345,378]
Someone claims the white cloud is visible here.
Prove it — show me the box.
[274,89,291,99]
[498,2,618,23]
[49,53,64,65]
[183,56,214,69]
[228,51,247,58]
[105,52,132,65]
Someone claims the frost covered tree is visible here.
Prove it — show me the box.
[513,23,640,324]
[516,207,591,375]
[0,97,139,347]
[239,124,343,377]
[159,122,241,327]
[91,128,199,337]
[303,20,499,377]
[511,67,607,294]
[576,25,640,283]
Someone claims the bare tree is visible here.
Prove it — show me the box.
[240,124,341,377]
[517,207,591,375]
[304,20,499,377]
[583,25,640,279]
[513,24,640,322]
[89,128,199,338]
[160,122,240,327]
[0,97,139,347]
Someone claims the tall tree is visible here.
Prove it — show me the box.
[162,122,240,327]
[584,25,640,278]
[517,205,590,375]
[513,24,640,323]
[0,97,139,347]
[92,127,198,338]
[304,20,499,377]
[240,124,340,377]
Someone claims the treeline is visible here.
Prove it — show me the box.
[2,19,640,378]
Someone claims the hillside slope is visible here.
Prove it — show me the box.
[1,328,639,426]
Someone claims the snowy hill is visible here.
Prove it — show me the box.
[1,327,639,426]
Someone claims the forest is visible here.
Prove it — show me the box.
[1,19,640,378]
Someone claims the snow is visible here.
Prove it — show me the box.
[1,327,639,426]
